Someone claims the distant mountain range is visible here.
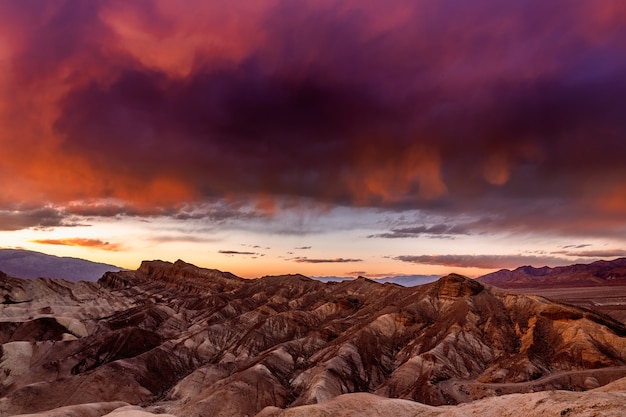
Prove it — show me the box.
[476,257,626,288]
[0,249,123,282]
[316,258,626,289]
[4,248,626,290]
[312,274,440,287]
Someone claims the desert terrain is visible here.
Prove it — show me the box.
[507,286,626,325]
[478,259,626,324]
[2,259,626,416]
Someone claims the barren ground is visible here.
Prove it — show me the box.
[506,285,626,324]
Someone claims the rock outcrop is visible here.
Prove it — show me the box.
[2,260,626,416]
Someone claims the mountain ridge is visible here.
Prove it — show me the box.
[477,257,626,288]
[0,248,122,282]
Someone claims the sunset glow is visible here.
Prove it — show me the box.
[1,0,626,278]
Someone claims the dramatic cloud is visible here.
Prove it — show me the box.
[64,200,264,222]
[1,1,626,274]
[294,257,362,264]
[0,1,625,229]
[395,254,574,269]
[0,207,78,231]
[0,200,265,233]
[31,238,121,251]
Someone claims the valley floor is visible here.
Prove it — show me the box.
[508,285,626,324]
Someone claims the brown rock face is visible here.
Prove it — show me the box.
[432,273,484,297]
[2,261,626,417]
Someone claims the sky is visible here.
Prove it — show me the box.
[1,0,626,279]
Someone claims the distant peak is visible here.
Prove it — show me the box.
[174,259,197,268]
[435,273,484,297]
[440,273,472,282]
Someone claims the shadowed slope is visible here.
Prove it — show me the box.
[0,249,122,282]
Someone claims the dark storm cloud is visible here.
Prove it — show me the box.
[65,201,261,223]
[174,205,263,222]
[1,1,109,84]
[2,0,626,236]
[66,203,150,218]
[0,207,79,231]
[54,62,393,203]
[369,223,472,239]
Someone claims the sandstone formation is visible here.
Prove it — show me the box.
[2,260,626,416]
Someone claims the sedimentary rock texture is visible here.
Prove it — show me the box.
[2,260,626,416]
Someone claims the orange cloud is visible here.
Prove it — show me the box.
[31,238,122,251]
[483,153,510,186]
[348,145,447,205]
[595,186,626,215]
[99,0,275,78]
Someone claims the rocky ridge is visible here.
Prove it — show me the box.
[2,260,626,416]
[477,257,626,288]
[0,249,122,282]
